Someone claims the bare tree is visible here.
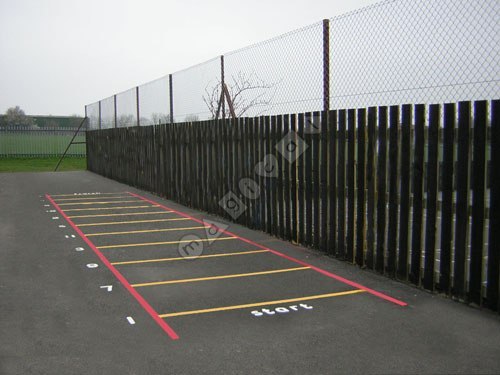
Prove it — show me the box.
[203,72,278,119]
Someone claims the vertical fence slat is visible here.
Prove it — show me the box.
[453,101,471,299]
[262,117,269,231]
[320,111,328,252]
[297,113,305,244]
[271,116,283,237]
[410,104,426,285]
[283,114,291,241]
[337,109,347,259]
[376,107,388,273]
[439,103,455,293]
[312,111,321,249]
[267,116,275,233]
[487,100,500,312]
[356,108,366,266]
[245,118,253,228]
[291,114,298,243]
[276,115,284,237]
[305,113,313,247]
[258,117,265,230]
[346,109,356,262]
[424,104,440,291]
[469,100,487,305]
[387,105,400,277]
[327,110,337,255]
[398,104,412,280]
[233,118,241,223]
[366,107,376,269]
[211,120,218,213]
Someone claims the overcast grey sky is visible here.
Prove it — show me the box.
[0,0,381,116]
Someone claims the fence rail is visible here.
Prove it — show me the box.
[0,126,86,157]
[87,99,499,312]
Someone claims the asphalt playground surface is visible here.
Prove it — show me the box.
[1,171,499,375]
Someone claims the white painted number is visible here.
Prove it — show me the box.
[75,247,85,252]
[126,316,136,325]
[86,263,98,268]
[59,225,66,228]
[52,217,59,220]
[100,285,113,292]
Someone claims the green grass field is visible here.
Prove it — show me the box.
[0,157,87,172]
[0,132,86,156]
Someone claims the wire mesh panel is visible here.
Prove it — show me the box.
[116,88,137,127]
[138,76,170,125]
[329,0,500,109]
[100,96,115,129]
[0,126,86,157]
[224,22,323,117]
[171,58,220,122]
[85,0,498,119]
[85,102,100,129]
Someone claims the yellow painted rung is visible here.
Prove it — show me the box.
[159,289,366,318]
[132,266,309,287]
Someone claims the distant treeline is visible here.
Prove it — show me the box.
[0,115,85,128]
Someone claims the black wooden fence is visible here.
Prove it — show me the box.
[87,100,499,312]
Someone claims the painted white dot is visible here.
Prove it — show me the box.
[44,204,50,207]
[126,316,136,325]
[86,263,98,268]
[59,225,66,228]
[75,247,85,252]
[52,217,59,220]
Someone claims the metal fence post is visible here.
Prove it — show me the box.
[169,74,174,124]
[84,106,88,130]
[323,19,330,112]
[114,94,117,128]
[136,86,140,127]
[98,101,102,130]
[221,55,225,119]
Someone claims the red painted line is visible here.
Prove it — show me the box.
[46,194,180,340]
[127,192,407,307]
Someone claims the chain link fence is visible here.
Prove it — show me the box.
[329,0,499,109]
[85,0,499,128]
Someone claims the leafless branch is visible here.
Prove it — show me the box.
[202,72,279,119]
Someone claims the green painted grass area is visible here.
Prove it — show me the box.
[0,157,87,173]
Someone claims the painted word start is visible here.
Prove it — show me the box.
[251,304,313,317]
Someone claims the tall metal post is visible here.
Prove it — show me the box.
[84,106,87,129]
[169,74,174,124]
[323,19,330,112]
[136,86,140,127]
[221,55,225,119]
[98,101,102,130]
[114,95,117,128]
